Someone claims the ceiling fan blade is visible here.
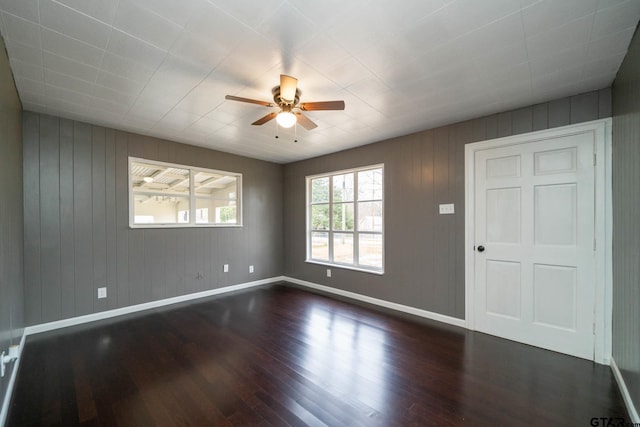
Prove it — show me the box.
[299,100,345,111]
[280,75,298,103]
[294,112,318,130]
[225,95,274,107]
[252,112,278,126]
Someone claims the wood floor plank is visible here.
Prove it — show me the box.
[7,284,630,426]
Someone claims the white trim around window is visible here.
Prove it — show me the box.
[128,157,242,228]
[306,164,384,274]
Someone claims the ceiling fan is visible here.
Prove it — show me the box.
[225,75,345,130]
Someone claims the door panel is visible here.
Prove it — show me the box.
[474,132,596,360]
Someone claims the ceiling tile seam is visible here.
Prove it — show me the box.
[136,7,264,127]
[576,5,600,85]
[0,10,36,43]
[518,9,534,97]
[203,0,273,43]
[40,80,132,118]
[89,0,122,91]
[49,0,188,45]
[50,0,113,27]
[31,9,172,61]
[405,7,527,64]
[39,65,138,108]
[0,11,7,45]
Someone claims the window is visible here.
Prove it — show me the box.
[307,165,384,273]
[129,157,241,228]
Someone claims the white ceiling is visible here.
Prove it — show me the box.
[1,0,638,163]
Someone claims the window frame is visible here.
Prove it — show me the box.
[128,157,242,228]
[305,164,384,274]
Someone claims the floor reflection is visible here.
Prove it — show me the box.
[302,303,388,412]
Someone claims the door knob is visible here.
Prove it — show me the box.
[477,245,485,252]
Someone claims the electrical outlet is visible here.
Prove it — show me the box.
[327,269,331,278]
[97,287,107,299]
[223,264,229,273]
[249,265,254,273]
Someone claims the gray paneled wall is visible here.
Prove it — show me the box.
[0,36,24,412]
[23,112,283,325]
[612,26,640,418]
[283,89,611,320]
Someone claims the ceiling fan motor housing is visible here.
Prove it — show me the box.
[272,86,301,108]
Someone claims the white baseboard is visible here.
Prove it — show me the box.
[25,277,284,336]
[611,357,640,423]
[283,276,466,328]
[0,332,26,427]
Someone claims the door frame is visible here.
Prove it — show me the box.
[464,119,612,364]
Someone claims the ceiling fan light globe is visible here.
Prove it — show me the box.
[276,111,296,128]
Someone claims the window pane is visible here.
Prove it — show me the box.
[332,203,354,231]
[311,177,329,203]
[358,168,383,200]
[359,234,383,268]
[133,194,190,224]
[311,204,330,230]
[311,232,329,260]
[333,233,354,264]
[358,201,383,232]
[131,161,190,224]
[333,173,354,202]
[194,171,239,224]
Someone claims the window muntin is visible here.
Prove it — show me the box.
[129,157,241,228]
[307,165,384,273]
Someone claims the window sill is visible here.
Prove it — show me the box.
[129,223,243,229]
[305,259,384,275]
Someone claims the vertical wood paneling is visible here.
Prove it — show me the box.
[23,113,41,325]
[39,115,61,322]
[571,91,599,124]
[59,119,75,318]
[0,36,24,408]
[447,126,459,316]
[598,88,612,118]
[73,122,93,316]
[471,118,486,142]
[612,27,640,418]
[105,129,117,310]
[532,104,548,131]
[484,114,498,140]
[283,89,610,319]
[128,229,145,304]
[453,122,471,318]
[497,111,512,137]
[164,229,180,297]
[146,230,165,300]
[419,131,435,310]
[512,107,533,135]
[22,113,283,324]
[432,127,449,314]
[548,98,571,128]
[115,131,129,308]
[92,127,107,312]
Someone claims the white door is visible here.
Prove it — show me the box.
[473,131,596,360]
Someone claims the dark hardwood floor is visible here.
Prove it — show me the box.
[7,284,628,426]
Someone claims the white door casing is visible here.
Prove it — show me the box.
[465,120,612,364]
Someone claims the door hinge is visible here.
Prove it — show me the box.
[593,322,596,334]
[593,153,597,166]
[593,238,596,251]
